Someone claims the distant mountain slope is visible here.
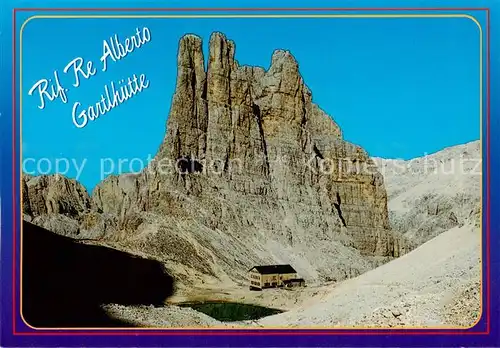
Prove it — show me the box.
[251,141,482,328]
[372,140,481,245]
[256,223,481,328]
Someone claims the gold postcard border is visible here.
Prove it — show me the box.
[18,13,484,331]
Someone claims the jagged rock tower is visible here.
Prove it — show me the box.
[23,32,406,285]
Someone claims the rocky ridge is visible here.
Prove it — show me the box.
[255,223,481,328]
[372,140,481,246]
[22,32,408,287]
[100,141,483,328]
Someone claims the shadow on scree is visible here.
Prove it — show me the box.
[22,221,175,328]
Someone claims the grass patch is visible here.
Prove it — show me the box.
[178,301,283,321]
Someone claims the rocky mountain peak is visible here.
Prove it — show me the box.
[270,49,299,72]
[158,33,342,171]
[23,32,407,286]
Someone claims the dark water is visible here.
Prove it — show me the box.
[178,301,283,321]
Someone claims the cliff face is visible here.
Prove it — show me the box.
[23,32,407,286]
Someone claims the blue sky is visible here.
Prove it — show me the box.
[21,15,481,191]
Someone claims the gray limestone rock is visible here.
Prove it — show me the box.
[22,32,409,286]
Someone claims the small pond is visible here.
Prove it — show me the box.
[178,301,284,321]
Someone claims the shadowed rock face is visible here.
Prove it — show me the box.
[23,32,409,287]
[22,221,174,328]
